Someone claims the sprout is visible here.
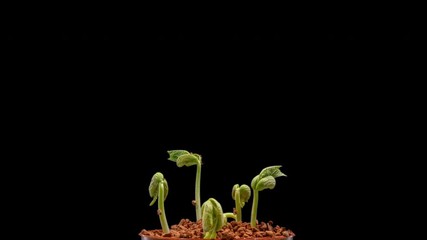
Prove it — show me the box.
[144,151,292,237]
[201,198,225,239]
[250,165,286,227]
[232,184,251,222]
[223,212,237,224]
[167,150,203,220]
[149,172,169,233]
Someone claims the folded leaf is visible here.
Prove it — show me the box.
[239,184,251,206]
[149,172,163,198]
[251,175,260,189]
[259,165,287,179]
[167,150,190,162]
[231,184,239,200]
[177,153,200,167]
[256,175,276,191]
[202,198,224,239]
[148,172,167,205]
[251,165,286,191]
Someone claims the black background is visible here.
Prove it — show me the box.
[6,4,417,240]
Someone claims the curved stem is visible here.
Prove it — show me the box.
[158,182,170,233]
[224,212,237,220]
[235,189,242,221]
[250,190,259,227]
[195,161,202,220]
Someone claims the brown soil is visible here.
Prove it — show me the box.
[139,219,295,239]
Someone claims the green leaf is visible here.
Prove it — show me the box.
[148,172,166,206]
[256,175,276,191]
[251,175,260,189]
[252,165,286,191]
[176,154,200,167]
[167,150,190,162]
[232,184,251,207]
[209,198,224,231]
[259,165,287,179]
[231,184,239,200]
[202,198,224,238]
[149,196,158,206]
[239,184,251,206]
[201,201,213,231]
[149,172,163,198]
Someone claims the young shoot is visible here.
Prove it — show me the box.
[201,198,225,239]
[222,212,237,225]
[250,165,286,227]
[167,150,203,220]
[232,184,251,222]
[149,172,170,233]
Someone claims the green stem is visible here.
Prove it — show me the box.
[224,212,237,220]
[195,161,202,220]
[205,231,216,239]
[235,189,242,221]
[250,190,259,227]
[158,182,170,233]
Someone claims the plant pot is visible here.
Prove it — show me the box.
[141,236,294,240]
